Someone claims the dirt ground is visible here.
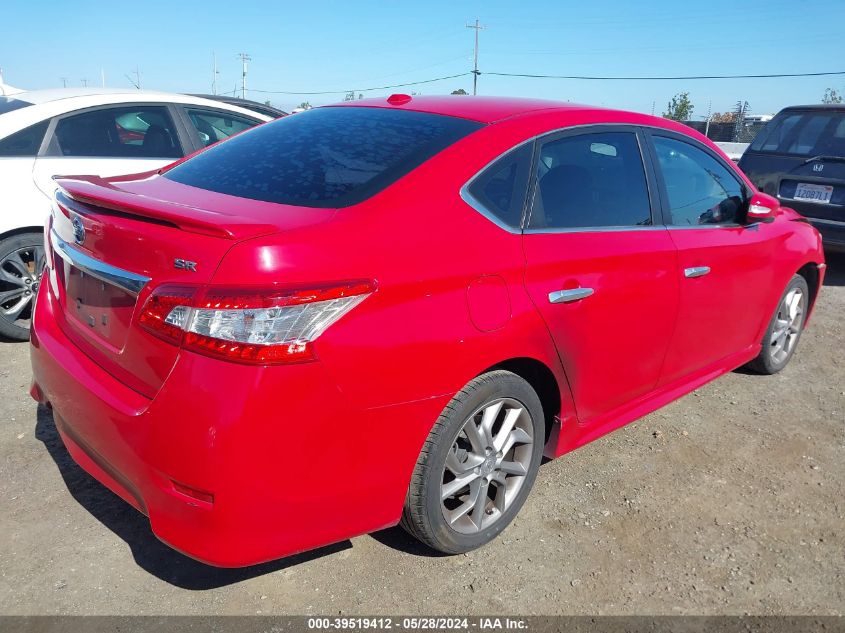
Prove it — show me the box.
[1,255,843,616]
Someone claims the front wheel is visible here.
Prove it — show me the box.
[746,274,809,375]
[0,232,46,341]
[400,370,544,554]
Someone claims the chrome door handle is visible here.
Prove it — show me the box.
[549,288,594,304]
[684,266,711,279]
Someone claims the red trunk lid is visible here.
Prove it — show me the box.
[49,174,336,398]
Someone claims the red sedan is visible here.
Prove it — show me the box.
[30,96,825,567]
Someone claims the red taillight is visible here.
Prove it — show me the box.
[137,281,374,364]
[137,286,197,344]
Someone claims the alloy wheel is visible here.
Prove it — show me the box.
[440,398,534,534]
[0,245,45,332]
[769,286,804,365]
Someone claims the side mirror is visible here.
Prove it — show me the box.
[745,191,778,223]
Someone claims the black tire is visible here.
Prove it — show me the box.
[401,370,544,554]
[746,274,809,375]
[0,232,46,341]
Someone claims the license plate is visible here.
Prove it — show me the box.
[794,182,833,204]
[64,265,135,344]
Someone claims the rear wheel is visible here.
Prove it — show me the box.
[746,274,809,374]
[0,232,45,341]
[401,370,544,554]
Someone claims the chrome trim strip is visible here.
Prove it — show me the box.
[459,187,522,234]
[524,225,665,235]
[50,229,151,296]
[459,121,750,236]
[549,287,594,303]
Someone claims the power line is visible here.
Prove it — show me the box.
[484,70,845,80]
[243,68,845,98]
[248,72,472,95]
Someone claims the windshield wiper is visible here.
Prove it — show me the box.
[801,155,845,165]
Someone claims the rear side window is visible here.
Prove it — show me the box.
[0,121,48,156]
[749,110,845,156]
[164,107,483,208]
[53,106,182,159]
[466,143,532,228]
[653,136,745,226]
[529,131,652,229]
[186,108,260,147]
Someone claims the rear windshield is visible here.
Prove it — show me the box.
[0,97,33,115]
[749,110,845,157]
[164,106,483,207]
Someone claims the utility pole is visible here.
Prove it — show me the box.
[466,19,485,95]
[212,52,219,95]
[81,78,89,87]
[237,52,251,99]
[60,77,68,88]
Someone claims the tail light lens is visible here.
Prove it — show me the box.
[138,281,374,364]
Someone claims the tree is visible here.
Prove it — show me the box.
[297,101,312,110]
[343,91,356,102]
[822,88,843,104]
[451,88,468,95]
[663,92,694,121]
[710,111,736,123]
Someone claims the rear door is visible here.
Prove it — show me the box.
[521,126,679,423]
[647,131,779,385]
[32,104,189,198]
[0,119,50,229]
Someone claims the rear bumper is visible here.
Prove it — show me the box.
[30,280,447,567]
[808,218,845,253]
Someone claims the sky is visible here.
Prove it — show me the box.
[2,0,844,117]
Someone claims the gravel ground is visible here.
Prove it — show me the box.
[1,255,843,616]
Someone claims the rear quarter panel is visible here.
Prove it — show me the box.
[209,117,571,413]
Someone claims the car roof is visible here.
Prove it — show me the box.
[0,88,273,138]
[329,95,597,124]
[190,94,288,117]
[11,87,209,105]
[779,104,845,112]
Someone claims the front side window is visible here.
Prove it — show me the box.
[529,131,651,229]
[0,121,48,157]
[466,143,532,228]
[164,107,483,208]
[186,108,260,147]
[53,106,182,159]
[653,136,745,226]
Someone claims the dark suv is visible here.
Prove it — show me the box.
[739,105,845,252]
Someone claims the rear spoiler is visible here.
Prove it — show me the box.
[53,175,278,240]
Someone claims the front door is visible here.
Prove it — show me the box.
[646,132,780,385]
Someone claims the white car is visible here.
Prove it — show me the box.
[0,88,271,340]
